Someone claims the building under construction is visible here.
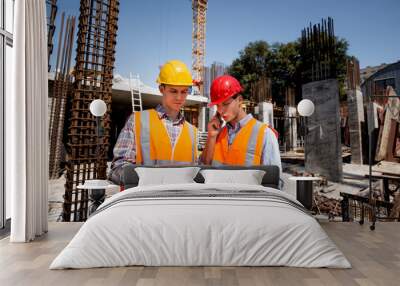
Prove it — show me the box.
[46,1,400,226]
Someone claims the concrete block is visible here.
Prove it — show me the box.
[347,89,364,164]
[258,102,274,127]
[302,79,343,182]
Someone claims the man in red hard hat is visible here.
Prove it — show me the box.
[200,75,281,171]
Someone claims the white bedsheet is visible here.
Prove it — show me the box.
[50,183,351,269]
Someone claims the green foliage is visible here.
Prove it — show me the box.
[334,39,350,101]
[228,37,350,103]
[229,41,272,98]
[269,41,302,104]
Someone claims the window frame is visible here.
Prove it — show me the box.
[0,0,5,231]
[0,0,13,232]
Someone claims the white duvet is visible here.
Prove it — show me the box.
[50,183,351,269]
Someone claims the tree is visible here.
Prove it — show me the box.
[333,38,350,101]
[228,37,350,104]
[269,41,302,105]
[228,41,273,99]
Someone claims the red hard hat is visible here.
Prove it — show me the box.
[209,75,243,107]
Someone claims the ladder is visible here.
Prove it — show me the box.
[129,73,143,112]
[197,131,208,151]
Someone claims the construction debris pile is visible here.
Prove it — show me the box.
[290,170,342,219]
[312,194,341,220]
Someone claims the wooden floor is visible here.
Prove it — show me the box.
[0,222,399,286]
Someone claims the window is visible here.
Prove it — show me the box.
[0,0,13,232]
[5,0,13,34]
[0,15,3,230]
[374,78,396,95]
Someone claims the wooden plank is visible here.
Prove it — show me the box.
[375,88,400,161]
[374,118,384,161]
[386,120,399,162]
[372,160,400,176]
[366,173,400,180]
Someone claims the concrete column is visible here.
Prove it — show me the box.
[284,105,297,151]
[346,89,364,164]
[258,102,274,127]
[302,79,343,182]
[198,105,206,132]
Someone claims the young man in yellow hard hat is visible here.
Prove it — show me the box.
[110,60,198,181]
[200,75,281,171]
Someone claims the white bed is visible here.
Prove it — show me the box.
[50,183,351,269]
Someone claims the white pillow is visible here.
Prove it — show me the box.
[200,169,266,185]
[135,167,201,186]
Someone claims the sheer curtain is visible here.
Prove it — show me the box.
[8,0,48,242]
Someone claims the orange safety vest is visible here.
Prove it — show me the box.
[134,109,198,165]
[212,118,276,166]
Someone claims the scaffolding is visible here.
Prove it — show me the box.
[300,17,337,83]
[62,0,120,222]
[250,76,272,103]
[48,13,76,179]
[346,56,361,90]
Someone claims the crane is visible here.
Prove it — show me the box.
[192,0,208,96]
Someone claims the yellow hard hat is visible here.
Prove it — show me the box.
[156,60,193,86]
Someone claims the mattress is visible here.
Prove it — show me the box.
[50,183,351,269]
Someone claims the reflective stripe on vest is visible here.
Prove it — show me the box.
[212,118,267,166]
[135,109,197,165]
[187,122,196,163]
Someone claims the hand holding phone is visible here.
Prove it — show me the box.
[213,113,223,129]
[207,112,223,139]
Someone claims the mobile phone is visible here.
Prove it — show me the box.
[212,112,223,130]
[216,112,223,123]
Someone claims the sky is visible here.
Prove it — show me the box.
[52,0,400,88]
